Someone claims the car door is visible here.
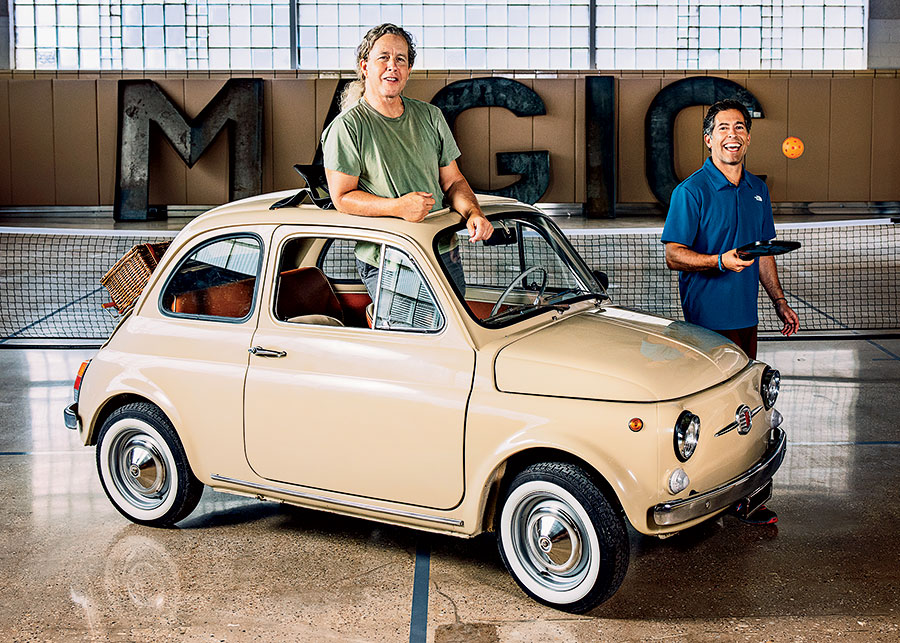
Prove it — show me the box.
[243,227,475,510]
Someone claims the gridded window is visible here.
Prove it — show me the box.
[297,0,592,70]
[596,0,869,71]
[13,0,870,71]
[319,238,360,282]
[14,0,293,70]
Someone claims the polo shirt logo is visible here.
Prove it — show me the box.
[754,195,763,201]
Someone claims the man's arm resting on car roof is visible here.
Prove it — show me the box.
[325,168,434,223]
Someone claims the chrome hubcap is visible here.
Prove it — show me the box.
[110,430,170,510]
[511,493,590,591]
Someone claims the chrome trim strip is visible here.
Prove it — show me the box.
[210,474,464,527]
[715,404,765,436]
[652,427,786,527]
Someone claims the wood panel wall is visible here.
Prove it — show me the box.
[0,72,898,207]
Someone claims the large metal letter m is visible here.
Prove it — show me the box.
[115,79,264,220]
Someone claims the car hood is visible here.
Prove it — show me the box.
[494,306,747,401]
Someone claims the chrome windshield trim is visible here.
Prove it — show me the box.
[652,427,786,527]
[210,474,464,527]
[715,404,765,437]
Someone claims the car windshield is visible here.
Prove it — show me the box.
[434,212,608,328]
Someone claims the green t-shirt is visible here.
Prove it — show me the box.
[322,96,461,266]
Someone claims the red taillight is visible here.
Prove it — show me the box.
[73,360,90,401]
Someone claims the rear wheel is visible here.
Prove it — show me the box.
[497,462,629,613]
[96,402,203,527]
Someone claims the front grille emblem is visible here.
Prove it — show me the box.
[736,404,753,434]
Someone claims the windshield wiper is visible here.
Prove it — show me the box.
[544,289,609,305]
[486,301,571,324]
[484,290,608,325]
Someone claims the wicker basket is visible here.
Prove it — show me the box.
[100,241,171,314]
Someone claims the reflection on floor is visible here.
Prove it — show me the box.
[1,340,898,641]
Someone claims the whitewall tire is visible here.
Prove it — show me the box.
[497,462,629,613]
[96,402,203,527]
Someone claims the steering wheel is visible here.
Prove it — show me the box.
[489,266,548,318]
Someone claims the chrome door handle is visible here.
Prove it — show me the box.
[249,346,287,358]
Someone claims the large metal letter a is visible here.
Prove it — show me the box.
[115,79,264,220]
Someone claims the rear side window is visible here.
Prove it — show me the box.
[160,235,262,320]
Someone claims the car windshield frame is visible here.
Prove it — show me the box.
[433,210,608,329]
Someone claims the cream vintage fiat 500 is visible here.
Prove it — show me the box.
[65,191,785,613]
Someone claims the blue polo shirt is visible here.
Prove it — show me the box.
[661,157,775,330]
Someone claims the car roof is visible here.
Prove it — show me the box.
[177,190,541,246]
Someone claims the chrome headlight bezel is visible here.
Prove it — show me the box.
[674,411,700,462]
[761,366,780,410]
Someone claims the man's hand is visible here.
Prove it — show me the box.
[774,299,800,336]
[439,161,494,242]
[759,255,799,336]
[466,212,493,242]
[394,192,435,222]
[721,249,756,272]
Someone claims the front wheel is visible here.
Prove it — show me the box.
[497,462,629,613]
[96,402,203,527]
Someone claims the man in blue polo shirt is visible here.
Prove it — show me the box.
[662,99,799,361]
[662,99,799,527]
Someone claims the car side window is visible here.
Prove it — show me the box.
[375,247,444,332]
[160,235,262,320]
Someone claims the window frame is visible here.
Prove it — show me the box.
[158,232,265,323]
[284,232,447,334]
[434,211,602,329]
[372,244,446,334]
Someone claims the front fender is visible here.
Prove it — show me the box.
[462,390,662,535]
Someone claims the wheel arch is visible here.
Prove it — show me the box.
[479,447,626,534]
[87,393,157,445]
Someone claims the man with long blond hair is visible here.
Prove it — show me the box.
[322,23,492,298]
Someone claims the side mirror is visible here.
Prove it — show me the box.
[483,227,518,246]
[592,270,609,291]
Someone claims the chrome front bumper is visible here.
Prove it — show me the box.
[652,428,787,527]
[64,403,80,431]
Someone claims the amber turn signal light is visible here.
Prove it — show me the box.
[628,418,643,432]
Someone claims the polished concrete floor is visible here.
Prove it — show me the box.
[1,339,899,642]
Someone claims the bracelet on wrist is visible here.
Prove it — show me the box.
[773,297,787,306]
[717,254,725,272]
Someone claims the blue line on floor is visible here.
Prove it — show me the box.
[0,451,90,456]
[0,286,106,344]
[782,293,900,361]
[783,293,848,331]
[792,441,900,446]
[409,537,431,643]
[867,342,900,361]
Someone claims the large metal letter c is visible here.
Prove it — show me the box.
[645,77,764,206]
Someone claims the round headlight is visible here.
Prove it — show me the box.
[674,411,700,462]
[761,367,780,409]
